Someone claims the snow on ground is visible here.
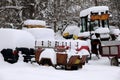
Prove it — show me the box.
[0,54,120,80]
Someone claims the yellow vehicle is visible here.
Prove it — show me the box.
[80,6,111,40]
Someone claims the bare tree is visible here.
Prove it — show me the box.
[0,0,120,30]
[109,0,120,28]
[94,0,98,6]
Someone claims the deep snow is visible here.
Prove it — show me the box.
[0,54,120,80]
[0,28,120,80]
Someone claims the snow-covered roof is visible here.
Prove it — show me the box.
[80,6,109,17]
[0,28,35,51]
[24,19,46,26]
[25,28,55,40]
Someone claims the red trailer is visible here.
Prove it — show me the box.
[100,41,120,66]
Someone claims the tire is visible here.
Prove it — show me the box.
[65,65,79,70]
[71,65,79,70]
[111,57,119,66]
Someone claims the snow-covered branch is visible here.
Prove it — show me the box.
[0,6,25,10]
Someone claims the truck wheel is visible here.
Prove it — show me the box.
[111,57,119,66]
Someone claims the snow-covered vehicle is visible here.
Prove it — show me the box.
[62,25,80,39]
[0,28,35,63]
[0,27,90,70]
[79,6,111,41]
[26,28,90,70]
[35,39,90,70]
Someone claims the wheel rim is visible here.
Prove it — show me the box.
[111,57,119,66]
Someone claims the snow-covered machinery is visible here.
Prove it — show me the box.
[0,28,35,63]
[80,6,111,41]
[62,25,80,39]
[35,40,90,70]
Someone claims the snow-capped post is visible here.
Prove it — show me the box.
[42,41,44,47]
[69,42,71,50]
[77,42,79,49]
[62,42,64,46]
[65,42,67,47]
[48,40,49,47]
[55,41,57,47]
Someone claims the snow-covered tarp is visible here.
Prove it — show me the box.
[24,19,46,26]
[25,28,55,40]
[80,6,109,17]
[0,28,35,51]
[63,25,80,35]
